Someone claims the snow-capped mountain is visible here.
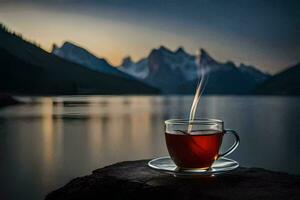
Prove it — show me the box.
[120,46,197,82]
[150,46,197,81]
[52,42,133,79]
[120,46,200,93]
[198,49,236,73]
[119,46,270,94]
[187,49,262,94]
[119,56,149,79]
[143,46,187,93]
[0,25,158,95]
[52,41,271,94]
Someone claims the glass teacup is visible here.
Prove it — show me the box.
[165,119,239,170]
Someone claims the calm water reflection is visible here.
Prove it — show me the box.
[0,95,299,200]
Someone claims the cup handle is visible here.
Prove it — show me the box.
[218,129,240,158]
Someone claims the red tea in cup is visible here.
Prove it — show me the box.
[165,130,224,169]
[164,119,239,170]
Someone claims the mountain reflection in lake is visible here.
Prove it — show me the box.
[0,95,299,200]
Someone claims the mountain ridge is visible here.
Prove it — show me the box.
[52,41,134,79]
[1,23,298,95]
[52,41,273,94]
[0,23,159,95]
[255,63,300,95]
[118,46,271,94]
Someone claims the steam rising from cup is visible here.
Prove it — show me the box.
[188,49,209,133]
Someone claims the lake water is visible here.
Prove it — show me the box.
[0,95,299,200]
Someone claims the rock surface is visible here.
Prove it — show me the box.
[46,160,300,200]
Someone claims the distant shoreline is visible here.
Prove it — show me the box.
[0,94,19,107]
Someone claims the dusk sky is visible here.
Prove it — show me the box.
[0,0,299,73]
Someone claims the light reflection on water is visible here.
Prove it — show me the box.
[0,95,299,200]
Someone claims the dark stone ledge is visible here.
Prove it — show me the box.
[46,160,300,200]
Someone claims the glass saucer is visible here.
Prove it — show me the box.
[148,156,239,176]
